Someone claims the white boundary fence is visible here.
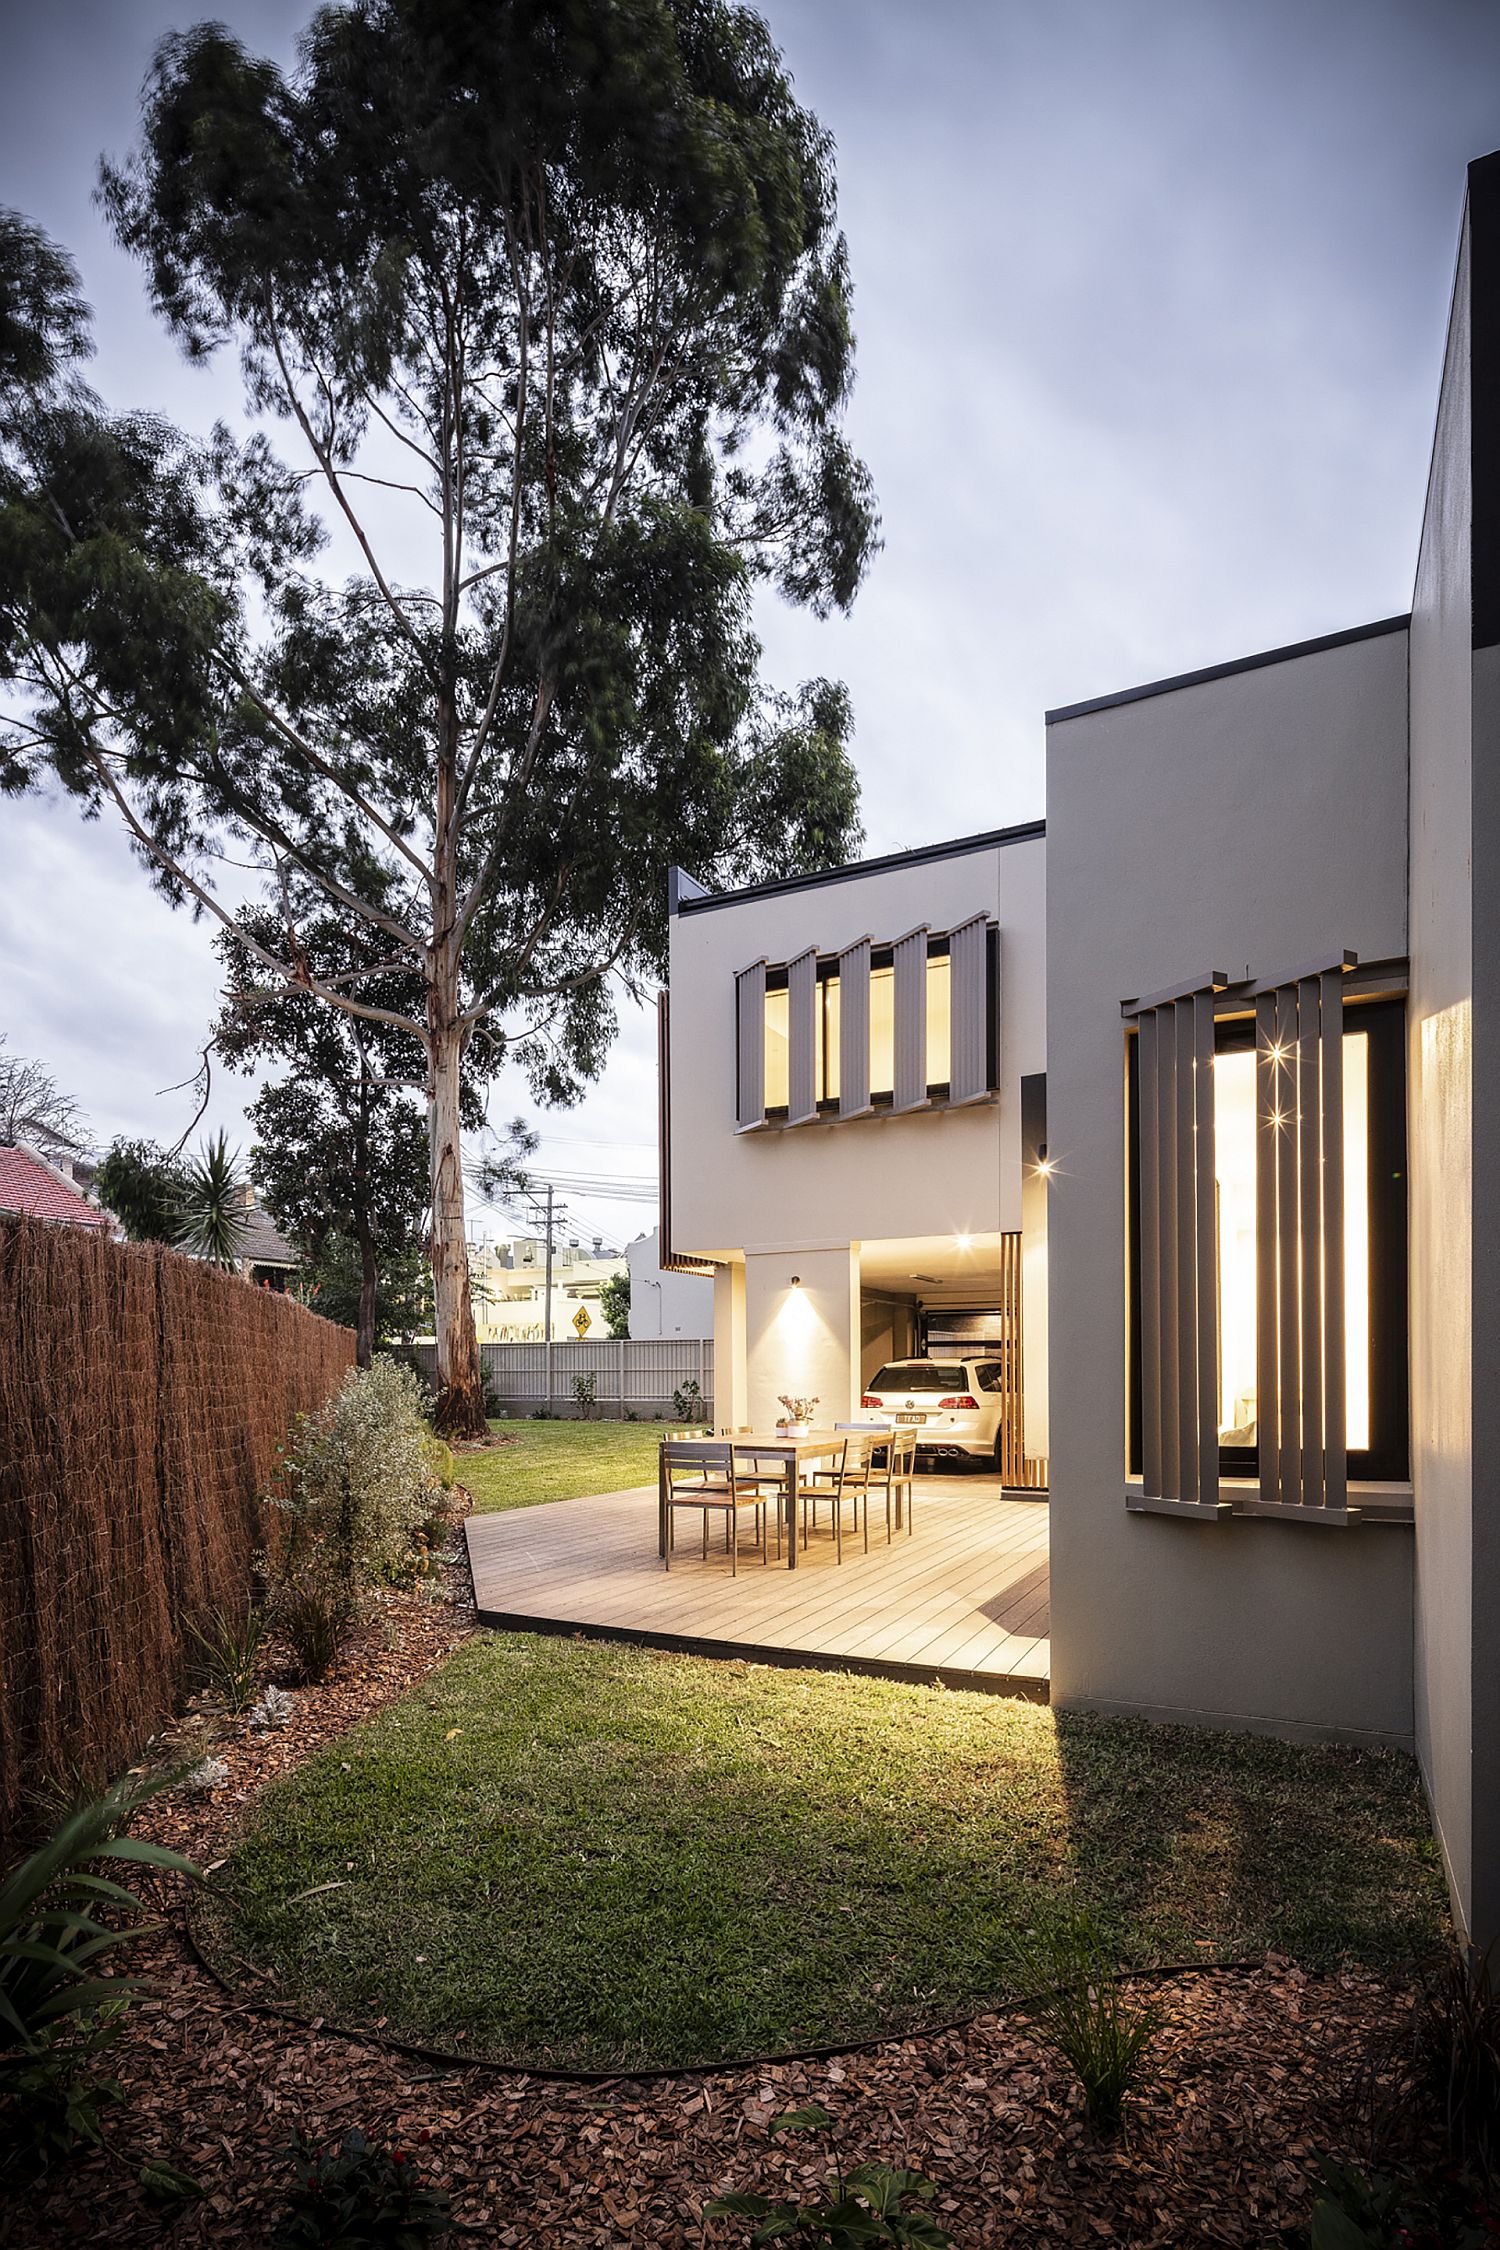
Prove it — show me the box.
[411,1336,713,1420]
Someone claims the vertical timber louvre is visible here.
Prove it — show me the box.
[735,960,766,1131]
[838,937,873,1118]
[893,927,929,1111]
[949,915,990,1103]
[787,949,818,1126]
[1128,975,1227,1516]
[1249,960,1353,1518]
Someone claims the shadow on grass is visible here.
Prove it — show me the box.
[205,1633,1447,2071]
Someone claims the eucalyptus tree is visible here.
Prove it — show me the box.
[0,1,876,1431]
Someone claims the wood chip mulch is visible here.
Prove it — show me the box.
[7,1507,1422,2248]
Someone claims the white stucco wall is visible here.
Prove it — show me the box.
[666,833,1046,1263]
[1046,625,1416,1745]
[626,1227,714,1339]
[1408,206,1476,1935]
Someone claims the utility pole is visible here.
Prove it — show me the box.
[542,1181,555,1346]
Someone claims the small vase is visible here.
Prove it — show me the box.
[785,1421,808,1437]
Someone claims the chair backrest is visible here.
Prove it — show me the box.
[890,1427,918,1474]
[663,1439,734,1494]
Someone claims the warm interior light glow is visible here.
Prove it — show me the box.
[821,975,840,1102]
[764,985,788,1109]
[1212,1033,1371,1452]
[926,951,950,1086]
[955,1233,973,1252]
[870,964,895,1095]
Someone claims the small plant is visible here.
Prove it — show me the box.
[571,1371,598,1418]
[181,1756,230,1794]
[249,1685,296,1733]
[0,1777,195,2167]
[706,2105,949,2247]
[186,1602,265,1714]
[275,1580,356,1686]
[273,2127,452,2247]
[1003,1907,1162,2135]
[1410,1942,1500,2182]
[1295,2155,1494,2247]
[672,1376,705,1422]
[777,1392,820,1426]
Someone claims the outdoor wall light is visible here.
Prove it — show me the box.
[1034,1143,1055,1180]
[955,1233,973,1252]
[790,1274,801,1288]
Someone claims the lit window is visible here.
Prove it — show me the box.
[1213,1035,1370,1451]
[870,964,895,1096]
[821,974,840,1103]
[764,984,788,1111]
[926,950,951,1089]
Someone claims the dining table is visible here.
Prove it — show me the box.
[657,1429,851,1568]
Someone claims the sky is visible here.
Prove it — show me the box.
[3,0,1498,1252]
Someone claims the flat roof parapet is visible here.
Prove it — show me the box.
[1045,613,1410,727]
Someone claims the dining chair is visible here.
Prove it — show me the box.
[661,1441,768,1574]
[730,1431,796,1561]
[887,1425,918,1535]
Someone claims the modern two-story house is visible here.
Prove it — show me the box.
[662,150,1500,1957]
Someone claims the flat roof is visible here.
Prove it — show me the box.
[1044,613,1410,726]
[672,819,1046,916]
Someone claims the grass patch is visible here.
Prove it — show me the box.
[210,1634,1446,2072]
[461,1418,667,1512]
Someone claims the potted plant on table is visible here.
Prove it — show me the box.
[777,1394,820,1437]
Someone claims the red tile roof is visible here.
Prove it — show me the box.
[0,1145,111,1228]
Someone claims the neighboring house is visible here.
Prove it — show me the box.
[467,1232,625,1342]
[236,1188,298,1291]
[626,1226,713,1339]
[664,149,1500,1958]
[0,1141,113,1231]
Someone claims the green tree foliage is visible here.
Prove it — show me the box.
[174,1129,251,1268]
[0,6,877,1433]
[93,1138,188,1244]
[297,1235,433,1349]
[599,1268,631,1340]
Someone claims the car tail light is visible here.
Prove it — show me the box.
[938,1394,979,1409]
[861,1393,881,1408]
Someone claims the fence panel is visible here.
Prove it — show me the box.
[0,1214,355,1820]
[410,1336,713,1419]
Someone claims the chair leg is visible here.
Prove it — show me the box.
[730,1506,737,1576]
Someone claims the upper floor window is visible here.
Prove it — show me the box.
[736,921,997,1132]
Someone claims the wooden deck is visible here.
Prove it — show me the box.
[465,1475,1050,1697]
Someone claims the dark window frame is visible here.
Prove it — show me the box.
[1126,995,1408,1486]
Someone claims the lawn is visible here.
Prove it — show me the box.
[459,1417,667,1512]
[209,1633,1446,2073]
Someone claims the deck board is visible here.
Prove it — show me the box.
[465,1475,1049,1696]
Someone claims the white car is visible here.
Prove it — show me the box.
[860,1356,1008,1470]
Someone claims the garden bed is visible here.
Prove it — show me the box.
[10,1499,1453,2247]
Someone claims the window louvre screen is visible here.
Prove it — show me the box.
[839,937,872,1117]
[1253,966,1349,1515]
[1135,981,1222,1512]
[949,914,990,1103]
[893,927,929,1112]
[735,960,766,1131]
[787,949,818,1126]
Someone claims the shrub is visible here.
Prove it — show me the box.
[186,1603,265,1714]
[705,2105,949,2247]
[266,1359,442,1671]
[273,2127,452,2247]
[1295,2155,1494,2247]
[1411,1942,1500,2182]
[672,1376,705,1422]
[571,1371,598,1419]
[1002,1907,1162,2135]
[0,1777,195,2168]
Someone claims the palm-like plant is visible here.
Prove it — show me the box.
[1,1777,196,2148]
[174,1130,251,1268]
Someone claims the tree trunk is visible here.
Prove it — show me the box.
[428,1014,487,1437]
[354,1219,378,1370]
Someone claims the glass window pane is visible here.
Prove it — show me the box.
[870,965,894,1096]
[926,952,950,1087]
[1212,1029,1372,1453]
[822,975,840,1102]
[764,986,788,1111]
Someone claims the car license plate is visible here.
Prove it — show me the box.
[896,1411,927,1424]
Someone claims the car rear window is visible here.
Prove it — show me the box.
[972,1362,1005,1393]
[869,1363,967,1393]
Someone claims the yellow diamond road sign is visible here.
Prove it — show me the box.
[572,1305,592,1337]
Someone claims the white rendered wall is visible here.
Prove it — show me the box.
[1408,208,1476,1936]
[626,1227,714,1339]
[1046,627,1416,1746]
[666,835,1046,1263]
